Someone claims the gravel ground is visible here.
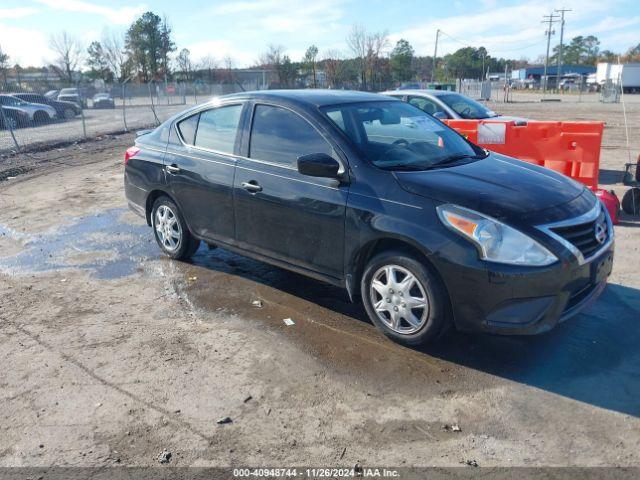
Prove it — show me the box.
[0,99,639,469]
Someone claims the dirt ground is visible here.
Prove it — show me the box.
[0,99,639,469]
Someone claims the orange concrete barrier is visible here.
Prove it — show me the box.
[444,120,604,189]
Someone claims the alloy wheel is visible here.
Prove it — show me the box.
[369,264,429,334]
[155,205,182,252]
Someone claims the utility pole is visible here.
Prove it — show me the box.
[555,8,571,92]
[431,29,440,83]
[542,13,559,95]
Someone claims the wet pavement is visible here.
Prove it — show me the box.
[0,208,154,279]
[2,207,640,418]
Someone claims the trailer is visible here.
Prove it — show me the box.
[597,62,640,93]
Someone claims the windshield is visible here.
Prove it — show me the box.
[95,94,109,99]
[0,96,22,106]
[322,101,486,171]
[437,93,497,119]
[60,89,77,95]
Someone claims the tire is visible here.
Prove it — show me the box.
[360,251,451,346]
[63,108,76,120]
[621,188,640,215]
[33,111,49,124]
[151,196,200,260]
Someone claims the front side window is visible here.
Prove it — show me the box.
[437,93,497,119]
[195,104,243,153]
[322,101,485,171]
[249,104,332,166]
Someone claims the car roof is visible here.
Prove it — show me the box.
[217,89,395,108]
[381,89,461,98]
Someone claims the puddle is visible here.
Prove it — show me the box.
[0,208,156,279]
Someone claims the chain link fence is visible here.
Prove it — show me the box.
[0,80,246,155]
[2,77,635,156]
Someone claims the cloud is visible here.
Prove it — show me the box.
[212,0,344,35]
[184,40,256,67]
[0,22,53,66]
[0,7,39,19]
[389,0,623,58]
[33,0,146,26]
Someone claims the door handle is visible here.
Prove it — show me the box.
[166,164,181,174]
[241,181,262,193]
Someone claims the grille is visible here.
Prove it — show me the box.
[564,282,598,312]
[550,209,608,259]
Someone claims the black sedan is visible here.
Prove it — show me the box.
[12,93,81,120]
[124,90,613,346]
[92,93,115,109]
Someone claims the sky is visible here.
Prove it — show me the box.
[0,0,638,68]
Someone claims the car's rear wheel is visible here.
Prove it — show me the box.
[361,251,451,346]
[151,196,200,260]
[63,107,76,120]
[33,111,49,124]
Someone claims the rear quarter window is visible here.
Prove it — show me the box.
[177,114,199,145]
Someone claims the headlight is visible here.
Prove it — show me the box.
[436,204,558,266]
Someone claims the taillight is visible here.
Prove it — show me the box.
[124,146,141,165]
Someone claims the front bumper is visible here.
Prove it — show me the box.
[441,243,614,335]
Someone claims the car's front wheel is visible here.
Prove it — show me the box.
[151,196,200,260]
[63,107,76,120]
[361,251,451,346]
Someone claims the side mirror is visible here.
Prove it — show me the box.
[297,153,341,179]
[433,111,448,120]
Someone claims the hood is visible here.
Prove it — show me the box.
[22,102,53,111]
[394,153,585,221]
[492,115,529,124]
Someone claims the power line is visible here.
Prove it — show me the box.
[438,29,547,54]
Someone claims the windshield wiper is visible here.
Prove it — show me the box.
[435,153,483,166]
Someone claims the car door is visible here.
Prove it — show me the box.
[233,103,348,279]
[164,102,245,244]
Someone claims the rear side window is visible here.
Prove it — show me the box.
[249,104,332,166]
[177,114,199,144]
[195,104,243,153]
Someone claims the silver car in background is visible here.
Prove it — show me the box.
[381,89,527,123]
[0,94,58,123]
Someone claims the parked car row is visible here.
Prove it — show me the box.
[0,89,116,130]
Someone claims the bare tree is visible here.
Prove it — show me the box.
[221,55,236,83]
[0,44,9,89]
[198,55,218,83]
[176,48,193,81]
[49,31,83,83]
[366,31,389,90]
[257,44,285,84]
[346,25,367,89]
[102,30,129,82]
[323,49,344,89]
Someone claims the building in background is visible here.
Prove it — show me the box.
[510,65,596,89]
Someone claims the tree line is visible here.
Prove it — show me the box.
[1,11,640,90]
